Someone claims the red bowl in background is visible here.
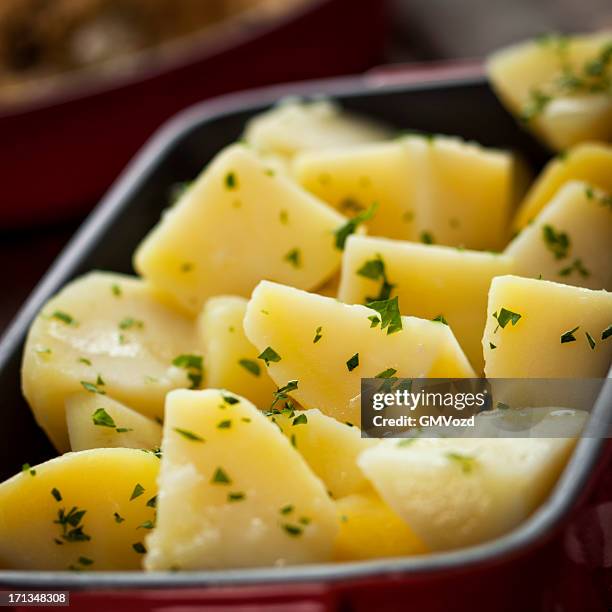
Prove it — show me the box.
[0,0,386,228]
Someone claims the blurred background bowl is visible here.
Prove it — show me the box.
[0,0,386,228]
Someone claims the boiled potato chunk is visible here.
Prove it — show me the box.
[244,99,391,158]
[483,275,612,378]
[334,492,427,561]
[22,272,200,452]
[66,393,162,451]
[358,437,575,551]
[505,181,612,290]
[244,282,475,426]
[145,389,337,570]
[198,296,276,408]
[294,135,515,250]
[338,235,514,372]
[270,409,377,498]
[488,32,612,151]
[0,448,158,570]
[513,143,612,229]
[134,144,348,315]
[294,141,420,241]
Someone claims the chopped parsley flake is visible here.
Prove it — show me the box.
[146,496,157,509]
[116,427,133,433]
[447,452,476,474]
[280,504,294,515]
[313,326,323,343]
[172,354,203,389]
[585,332,596,350]
[432,314,448,325]
[282,524,303,537]
[211,467,231,485]
[561,326,579,343]
[493,308,522,331]
[114,512,125,523]
[92,408,116,428]
[292,413,308,426]
[397,438,417,448]
[357,254,395,302]
[367,296,403,335]
[279,210,289,224]
[217,419,232,429]
[420,231,434,245]
[80,380,106,395]
[602,325,612,341]
[284,248,302,268]
[132,543,146,554]
[489,342,497,350]
[375,368,397,378]
[225,172,237,190]
[559,258,590,278]
[130,484,145,501]
[542,224,570,260]
[54,507,90,542]
[78,357,92,366]
[269,380,299,411]
[22,463,36,476]
[111,284,122,297]
[137,520,155,530]
[258,346,281,366]
[51,488,62,502]
[228,492,245,502]
[346,353,359,372]
[334,202,379,250]
[119,317,143,330]
[173,428,205,442]
[51,311,76,325]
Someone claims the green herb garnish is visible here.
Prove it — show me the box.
[446,452,476,474]
[292,414,308,426]
[258,346,281,366]
[130,484,145,501]
[51,311,76,325]
[173,428,205,442]
[313,326,323,343]
[585,332,596,350]
[346,353,359,372]
[211,467,231,485]
[172,354,203,389]
[367,296,403,335]
[375,368,397,378]
[284,248,302,268]
[92,408,116,428]
[334,202,379,250]
[432,314,448,325]
[561,326,579,343]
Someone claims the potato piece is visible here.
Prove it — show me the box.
[294,136,514,250]
[145,389,337,570]
[338,235,514,372]
[505,181,612,290]
[358,437,575,551]
[66,393,162,451]
[270,409,377,498]
[22,272,200,452]
[407,135,514,250]
[134,144,348,315]
[513,143,612,230]
[243,99,391,158]
[334,492,427,561]
[294,141,420,241]
[244,282,475,426]
[488,32,612,152]
[0,448,158,570]
[198,296,276,408]
[483,275,612,378]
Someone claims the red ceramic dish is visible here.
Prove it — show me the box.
[0,0,386,229]
[1,71,611,611]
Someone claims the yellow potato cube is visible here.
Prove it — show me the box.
[243,99,391,158]
[483,275,612,378]
[21,272,200,452]
[513,143,612,229]
[294,135,515,250]
[66,393,162,451]
[0,448,159,570]
[338,235,514,372]
[145,389,337,570]
[198,296,276,408]
[358,437,575,551]
[505,181,612,290]
[488,32,612,152]
[270,409,377,498]
[243,282,475,426]
[334,492,427,561]
[134,144,348,315]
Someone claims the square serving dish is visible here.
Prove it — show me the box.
[1,72,611,612]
